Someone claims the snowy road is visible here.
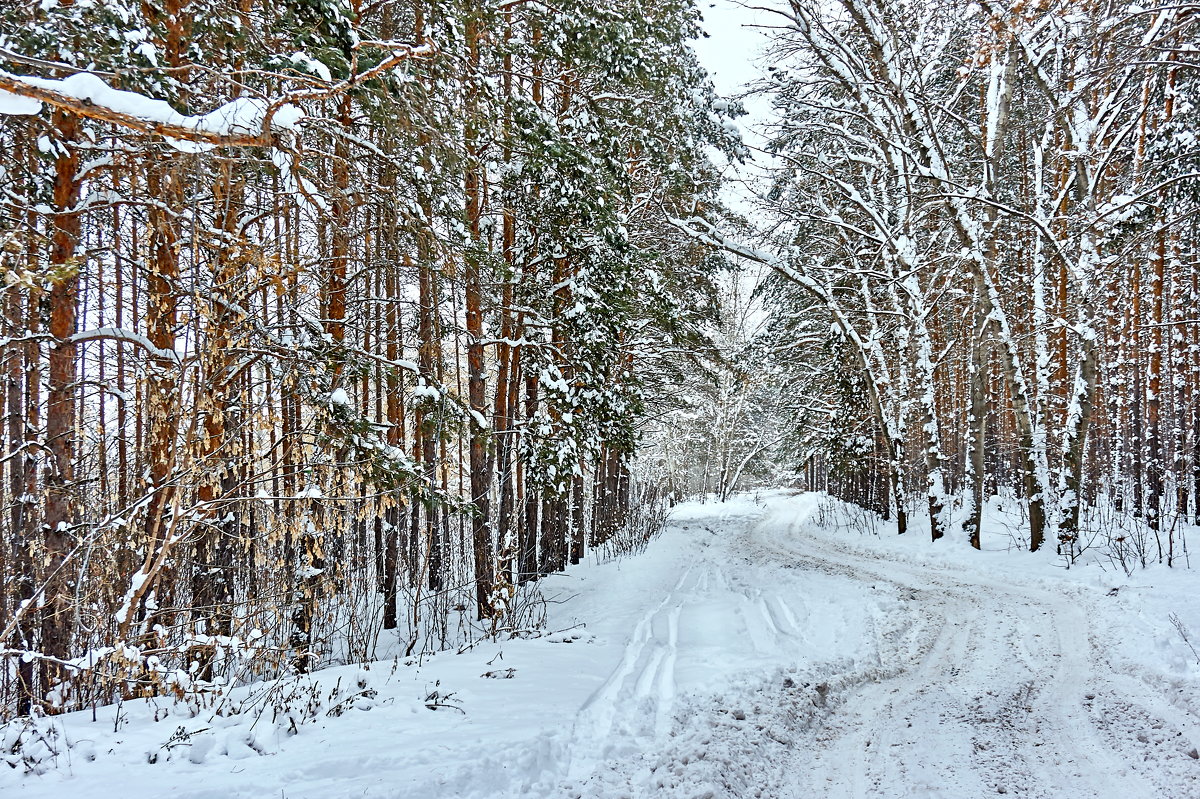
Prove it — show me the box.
[560,494,1200,798]
[8,493,1200,799]
[761,505,1200,799]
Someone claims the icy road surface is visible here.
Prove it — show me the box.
[7,492,1200,798]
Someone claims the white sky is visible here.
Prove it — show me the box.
[689,0,778,213]
[691,0,774,100]
[692,0,778,151]
[690,1,781,335]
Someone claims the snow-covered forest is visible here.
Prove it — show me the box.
[674,0,1200,558]
[0,0,744,715]
[2,0,1200,796]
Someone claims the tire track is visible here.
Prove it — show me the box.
[758,501,1200,799]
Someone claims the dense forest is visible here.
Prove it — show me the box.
[0,0,742,718]
[0,0,1198,733]
[671,0,1200,563]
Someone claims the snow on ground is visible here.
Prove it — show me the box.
[5,492,1200,798]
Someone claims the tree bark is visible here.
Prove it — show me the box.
[41,108,81,709]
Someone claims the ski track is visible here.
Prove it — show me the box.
[553,495,1200,799]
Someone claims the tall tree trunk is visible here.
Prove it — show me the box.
[191,157,242,681]
[966,303,988,550]
[464,12,495,619]
[520,365,540,583]
[381,228,404,630]
[6,215,39,714]
[41,109,81,710]
[134,152,184,658]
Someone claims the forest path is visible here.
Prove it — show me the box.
[561,493,1200,798]
[762,502,1200,799]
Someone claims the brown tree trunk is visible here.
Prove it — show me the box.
[41,109,82,709]
[6,217,39,713]
[190,157,242,681]
[519,366,540,583]
[464,12,495,619]
[381,228,404,630]
[135,153,184,655]
[417,227,441,593]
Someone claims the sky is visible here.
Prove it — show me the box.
[691,0,774,100]
[689,0,777,214]
[689,1,779,324]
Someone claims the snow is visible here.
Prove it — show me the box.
[0,89,41,116]
[328,387,351,407]
[289,52,333,83]
[0,70,304,140]
[5,492,1200,797]
[70,327,180,363]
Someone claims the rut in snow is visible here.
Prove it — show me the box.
[557,494,1200,799]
